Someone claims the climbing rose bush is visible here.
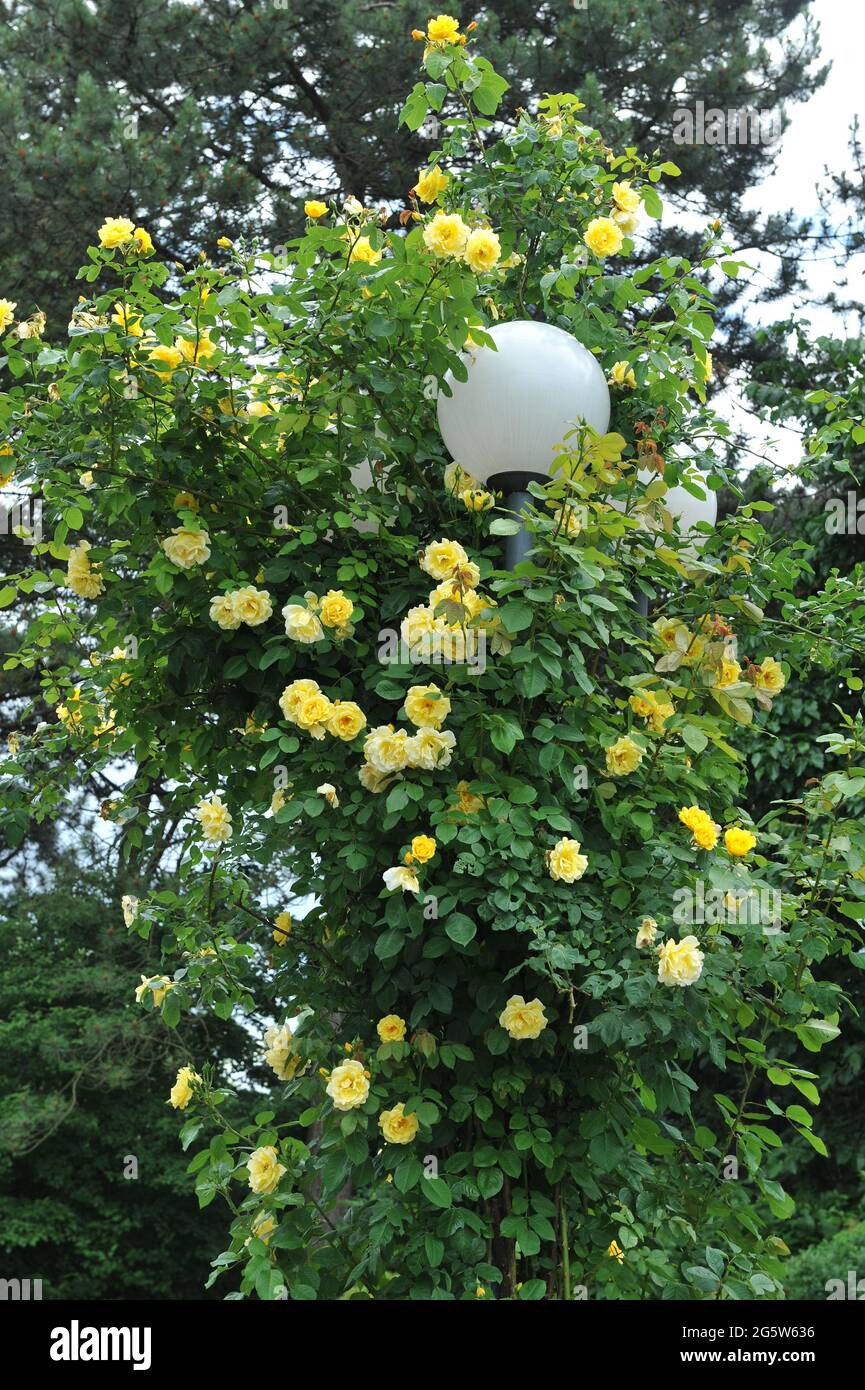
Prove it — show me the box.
[2,15,865,1301]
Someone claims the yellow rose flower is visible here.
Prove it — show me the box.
[464,227,502,273]
[605,735,643,777]
[317,782,340,808]
[264,1022,301,1080]
[379,1102,419,1145]
[461,487,495,511]
[612,207,641,234]
[678,805,720,852]
[427,13,460,43]
[452,780,485,815]
[725,827,757,857]
[279,678,322,722]
[98,216,136,248]
[210,592,242,630]
[248,1213,276,1246]
[282,602,325,644]
[611,180,641,213]
[121,895,139,928]
[547,837,588,882]
[66,540,104,598]
[147,343,183,377]
[247,1145,286,1195]
[318,589,354,628]
[326,700,367,741]
[326,1059,370,1111]
[420,537,471,581]
[405,727,456,769]
[132,226,153,254]
[135,974,173,1007]
[231,586,273,627]
[169,1065,201,1110]
[636,917,658,948]
[273,910,292,946]
[608,360,636,388]
[657,935,705,987]
[349,235,382,265]
[364,724,411,774]
[217,235,233,248]
[194,794,233,842]
[716,657,742,688]
[754,656,785,694]
[404,683,451,729]
[304,199,328,218]
[377,1015,407,1043]
[0,298,17,332]
[584,216,624,258]
[608,1239,625,1263]
[499,995,548,1040]
[295,692,333,739]
[175,334,217,366]
[110,302,143,336]
[423,211,470,259]
[161,527,211,569]
[415,166,449,203]
[410,834,437,864]
[383,865,421,893]
[358,762,394,793]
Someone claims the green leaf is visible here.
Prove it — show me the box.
[421,1176,452,1209]
[445,913,477,947]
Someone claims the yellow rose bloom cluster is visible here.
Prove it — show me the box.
[194,793,233,843]
[263,1023,302,1081]
[279,679,367,743]
[499,995,548,1040]
[629,688,675,733]
[66,540,104,599]
[379,1103,419,1144]
[657,935,705,988]
[584,216,624,259]
[422,213,501,273]
[605,735,644,776]
[547,837,589,882]
[725,827,757,857]
[282,589,353,642]
[169,1065,201,1110]
[161,526,211,569]
[247,1145,286,1194]
[97,217,152,253]
[360,722,456,786]
[210,586,273,630]
[377,1014,407,1043]
[678,804,720,852]
[326,1058,370,1111]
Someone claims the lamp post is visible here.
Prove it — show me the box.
[436,321,611,569]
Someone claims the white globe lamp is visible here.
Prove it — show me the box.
[436,320,611,566]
